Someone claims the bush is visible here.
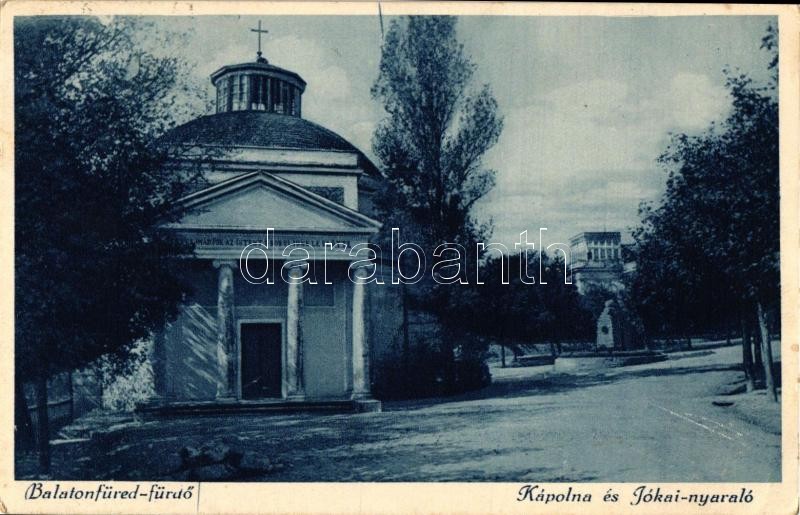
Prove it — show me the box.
[372,340,491,400]
[97,339,155,412]
[453,357,491,392]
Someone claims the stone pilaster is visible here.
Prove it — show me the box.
[351,264,370,399]
[285,263,307,400]
[214,260,237,400]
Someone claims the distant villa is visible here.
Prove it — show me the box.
[569,231,636,294]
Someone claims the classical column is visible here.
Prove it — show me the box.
[285,263,307,400]
[214,260,237,400]
[351,264,370,399]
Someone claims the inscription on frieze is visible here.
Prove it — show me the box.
[179,231,362,249]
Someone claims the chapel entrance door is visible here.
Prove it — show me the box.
[240,323,282,399]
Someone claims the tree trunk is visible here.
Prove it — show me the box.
[741,317,755,392]
[35,374,51,475]
[752,318,763,384]
[756,301,778,402]
[401,284,410,378]
[67,371,75,422]
[15,372,34,451]
[441,332,456,394]
[500,343,506,368]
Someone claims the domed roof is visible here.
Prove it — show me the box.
[163,111,360,153]
[210,61,306,91]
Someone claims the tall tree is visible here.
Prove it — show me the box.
[14,17,203,472]
[371,16,502,249]
[631,23,779,400]
[371,16,503,391]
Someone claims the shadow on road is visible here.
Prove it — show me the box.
[386,362,744,412]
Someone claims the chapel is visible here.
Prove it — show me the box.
[148,32,401,412]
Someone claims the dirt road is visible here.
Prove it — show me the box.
[20,344,781,482]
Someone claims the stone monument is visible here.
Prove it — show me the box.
[596,299,621,351]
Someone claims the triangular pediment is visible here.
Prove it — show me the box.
[166,172,381,233]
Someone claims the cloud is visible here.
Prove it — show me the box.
[668,72,730,129]
[156,16,757,251]
[314,66,352,100]
[477,66,732,248]
[267,35,352,98]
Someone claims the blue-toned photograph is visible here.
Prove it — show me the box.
[13,13,781,484]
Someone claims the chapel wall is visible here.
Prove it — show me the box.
[302,271,350,398]
[163,303,220,401]
[160,260,355,401]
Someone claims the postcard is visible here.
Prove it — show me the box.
[1,2,797,513]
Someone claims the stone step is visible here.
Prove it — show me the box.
[139,399,381,417]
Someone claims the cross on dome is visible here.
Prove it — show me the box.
[210,21,306,116]
[250,20,269,63]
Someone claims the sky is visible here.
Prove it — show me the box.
[146,15,775,247]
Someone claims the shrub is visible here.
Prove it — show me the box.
[372,340,491,400]
[97,339,155,412]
